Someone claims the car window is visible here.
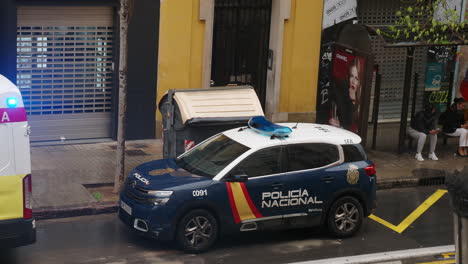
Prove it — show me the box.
[342,144,366,162]
[234,147,282,178]
[176,134,250,178]
[287,143,339,172]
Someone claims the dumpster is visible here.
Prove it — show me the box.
[158,86,264,158]
[446,166,468,264]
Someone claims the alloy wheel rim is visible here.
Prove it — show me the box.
[334,202,359,232]
[184,216,213,247]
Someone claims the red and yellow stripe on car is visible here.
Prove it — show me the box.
[226,182,263,224]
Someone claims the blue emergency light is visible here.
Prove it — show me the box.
[248,116,292,137]
[6,97,18,108]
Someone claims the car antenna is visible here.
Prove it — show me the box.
[238,126,249,132]
[292,123,299,129]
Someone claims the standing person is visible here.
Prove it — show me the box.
[407,103,439,161]
[443,98,468,156]
[329,58,362,133]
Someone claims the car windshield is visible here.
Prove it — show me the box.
[176,134,250,178]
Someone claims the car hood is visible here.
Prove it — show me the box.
[129,158,213,190]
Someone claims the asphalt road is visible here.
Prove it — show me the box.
[0,186,454,264]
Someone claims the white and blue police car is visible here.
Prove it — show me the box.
[118,117,377,253]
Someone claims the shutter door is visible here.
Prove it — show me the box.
[17,6,114,142]
[358,0,427,121]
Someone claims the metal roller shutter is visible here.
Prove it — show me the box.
[358,0,427,121]
[16,6,114,142]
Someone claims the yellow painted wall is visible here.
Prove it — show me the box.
[157,0,324,121]
[280,0,323,113]
[157,0,205,110]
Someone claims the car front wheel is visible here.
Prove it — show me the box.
[327,196,363,238]
[176,209,218,253]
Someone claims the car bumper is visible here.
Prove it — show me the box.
[0,218,36,248]
[118,196,174,241]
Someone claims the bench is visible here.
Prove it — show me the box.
[442,133,458,145]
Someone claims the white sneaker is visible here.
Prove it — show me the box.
[415,153,424,161]
[428,153,439,161]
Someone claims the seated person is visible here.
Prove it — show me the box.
[408,103,439,161]
[443,98,468,156]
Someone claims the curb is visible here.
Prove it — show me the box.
[289,245,455,264]
[33,201,118,220]
[377,176,446,190]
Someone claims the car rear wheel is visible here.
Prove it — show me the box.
[176,209,218,253]
[327,196,363,238]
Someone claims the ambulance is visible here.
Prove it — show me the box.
[0,75,35,248]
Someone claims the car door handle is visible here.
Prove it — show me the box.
[321,176,335,183]
[271,183,283,190]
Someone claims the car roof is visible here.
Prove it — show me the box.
[222,123,362,149]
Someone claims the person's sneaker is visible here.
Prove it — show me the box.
[415,153,424,161]
[429,153,439,161]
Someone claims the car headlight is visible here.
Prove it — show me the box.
[147,190,173,197]
[147,191,173,205]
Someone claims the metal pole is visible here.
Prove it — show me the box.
[411,73,419,120]
[462,216,468,263]
[372,67,381,150]
[398,47,415,154]
[454,212,468,264]
[448,72,455,108]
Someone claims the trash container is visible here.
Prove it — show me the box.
[158,86,264,158]
[446,166,468,264]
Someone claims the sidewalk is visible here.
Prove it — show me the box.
[31,123,467,220]
[31,140,163,219]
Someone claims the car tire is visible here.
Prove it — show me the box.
[327,196,363,238]
[176,209,218,253]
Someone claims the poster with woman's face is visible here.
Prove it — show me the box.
[328,48,365,134]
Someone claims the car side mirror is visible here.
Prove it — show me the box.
[228,171,248,182]
[233,174,248,182]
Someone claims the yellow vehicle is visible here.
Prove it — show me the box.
[0,74,35,247]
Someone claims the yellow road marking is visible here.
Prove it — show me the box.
[440,253,455,259]
[416,260,454,264]
[369,189,448,234]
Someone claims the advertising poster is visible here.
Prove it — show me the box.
[328,48,366,134]
[455,46,468,101]
[424,46,456,113]
[425,62,443,91]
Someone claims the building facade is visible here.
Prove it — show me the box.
[156,0,324,137]
[0,0,159,142]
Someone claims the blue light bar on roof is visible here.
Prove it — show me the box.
[248,116,292,137]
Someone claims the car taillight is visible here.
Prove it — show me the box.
[23,174,32,219]
[365,164,376,177]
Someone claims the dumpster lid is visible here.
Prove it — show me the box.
[168,87,264,124]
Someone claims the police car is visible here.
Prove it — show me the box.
[119,117,376,253]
